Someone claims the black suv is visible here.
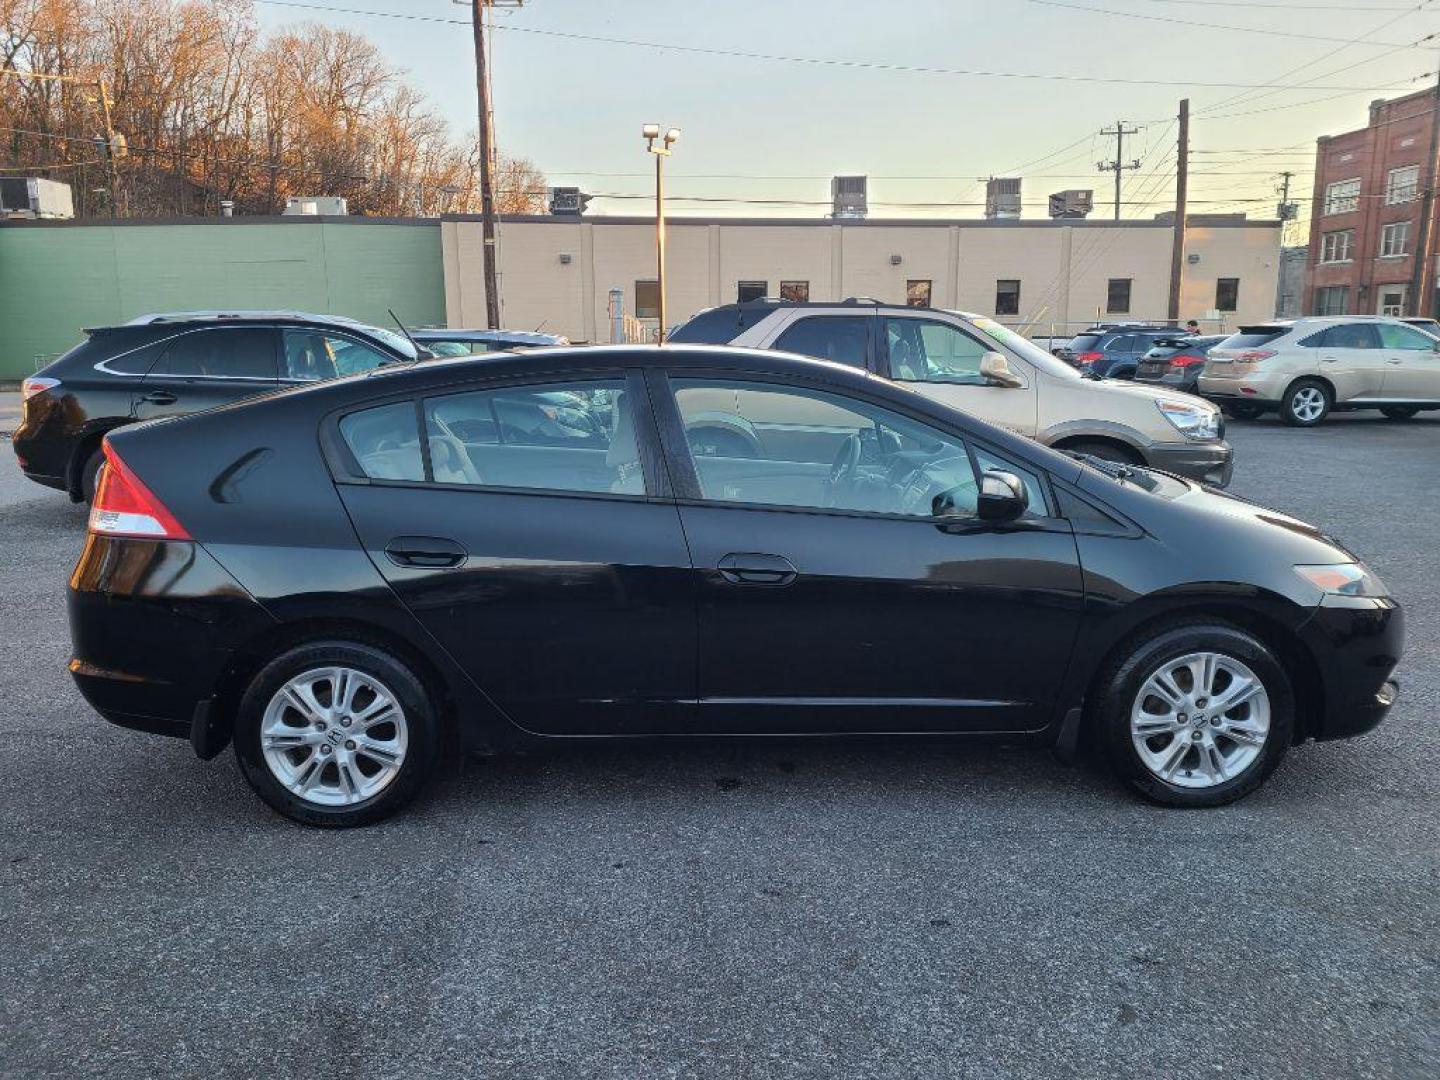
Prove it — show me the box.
[14,311,421,501]
[1057,324,1180,379]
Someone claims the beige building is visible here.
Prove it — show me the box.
[441,213,1282,342]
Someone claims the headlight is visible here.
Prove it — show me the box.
[1294,563,1389,597]
[1156,399,1220,440]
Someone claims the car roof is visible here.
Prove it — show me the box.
[119,309,377,329]
[412,328,567,345]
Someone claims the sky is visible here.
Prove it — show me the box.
[251,0,1440,231]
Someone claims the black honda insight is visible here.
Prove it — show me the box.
[67,345,1402,825]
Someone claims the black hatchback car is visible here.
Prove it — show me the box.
[1134,335,1227,394]
[69,346,1401,826]
[14,310,421,501]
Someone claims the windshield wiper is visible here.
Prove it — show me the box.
[1070,452,1159,492]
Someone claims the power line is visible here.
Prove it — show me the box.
[249,0,1431,92]
[1029,0,1436,48]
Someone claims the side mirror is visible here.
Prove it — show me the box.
[980,351,1024,388]
[977,470,1029,522]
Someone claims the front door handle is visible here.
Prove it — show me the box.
[717,552,797,586]
[1320,356,1338,363]
[384,536,467,568]
[1387,358,1405,365]
[141,390,177,404]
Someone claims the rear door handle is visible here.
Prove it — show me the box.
[1387,358,1405,365]
[1320,356,1338,363]
[384,536,467,568]
[141,390,177,404]
[717,552,797,586]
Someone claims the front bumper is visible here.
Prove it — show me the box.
[1298,595,1405,741]
[1143,440,1234,488]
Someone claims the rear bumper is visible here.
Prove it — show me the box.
[68,536,275,741]
[1298,596,1404,741]
[1143,440,1234,488]
[1196,369,1286,405]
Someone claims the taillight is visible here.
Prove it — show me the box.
[1169,354,1207,369]
[1235,350,1275,363]
[1077,351,1104,365]
[88,440,190,540]
[21,376,59,400]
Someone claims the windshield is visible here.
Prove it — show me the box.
[965,315,1083,380]
[357,324,420,360]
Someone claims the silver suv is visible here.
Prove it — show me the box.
[1198,316,1440,426]
[670,300,1233,486]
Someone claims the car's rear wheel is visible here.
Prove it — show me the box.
[79,447,104,504]
[1280,379,1331,427]
[1222,402,1264,421]
[1096,620,1294,807]
[1380,405,1420,420]
[233,640,440,826]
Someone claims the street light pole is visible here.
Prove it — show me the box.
[644,124,679,343]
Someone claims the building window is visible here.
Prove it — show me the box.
[779,280,810,303]
[737,280,768,303]
[635,279,659,319]
[1378,286,1407,317]
[994,279,1020,316]
[1314,286,1349,317]
[1106,278,1132,314]
[1323,178,1361,216]
[1320,229,1354,263]
[1380,221,1411,257]
[1386,165,1419,205]
[1216,278,1239,313]
[906,279,933,307]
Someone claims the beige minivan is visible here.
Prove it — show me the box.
[669,301,1232,486]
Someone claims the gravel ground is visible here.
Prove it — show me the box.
[0,412,1436,1079]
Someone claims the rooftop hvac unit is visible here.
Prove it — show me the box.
[985,177,1022,220]
[282,196,348,216]
[0,177,74,219]
[548,187,592,215]
[832,175,867,219]
[1047,189,1094,219]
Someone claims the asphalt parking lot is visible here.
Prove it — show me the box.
[1,407,1436,1079]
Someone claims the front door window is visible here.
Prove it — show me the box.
[883,317,991,384]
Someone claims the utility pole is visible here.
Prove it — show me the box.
[1167,99,1189,325]
[469,0,502,329]
[1098,120,1141,221]
[1408,56,1440,318]
[97,79,121,218]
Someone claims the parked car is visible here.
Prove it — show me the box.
[1400,317,1440,337]
[1134,335,1228,394]
[70,344,1401,825]
[14,310,422,501]
[1056,324,1178,378]
[669,300,1232,486]
[411,328,569,356]
[1197,316,1440,426]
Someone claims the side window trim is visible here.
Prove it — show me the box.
[651,368,1060,523]
[326,369,671,501]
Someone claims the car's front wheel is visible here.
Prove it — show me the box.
[1096,620,1294,807]
[1280,379,1332,427]
[233,640,440,826]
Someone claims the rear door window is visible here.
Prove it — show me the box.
[1317,324,1381,349]
[154,328,278,380]
[773,316,870,369]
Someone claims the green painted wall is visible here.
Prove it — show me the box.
[0,219,445,379]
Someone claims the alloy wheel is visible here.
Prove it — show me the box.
[259,666,409,807]
[1129,651,1270,789]
[1290,387,1326,423]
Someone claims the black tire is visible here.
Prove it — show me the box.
[1280,378,1332,427]
[233,640,440,827]
[1222,402,1264,421]
[1380,405,1421,421]
[1094,619,1294,808]
[79,447,104,504]
[1063,439,1141,465]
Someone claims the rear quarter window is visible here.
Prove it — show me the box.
[339,402,424,482]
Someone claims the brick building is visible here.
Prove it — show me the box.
[1305,88,1440,318]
